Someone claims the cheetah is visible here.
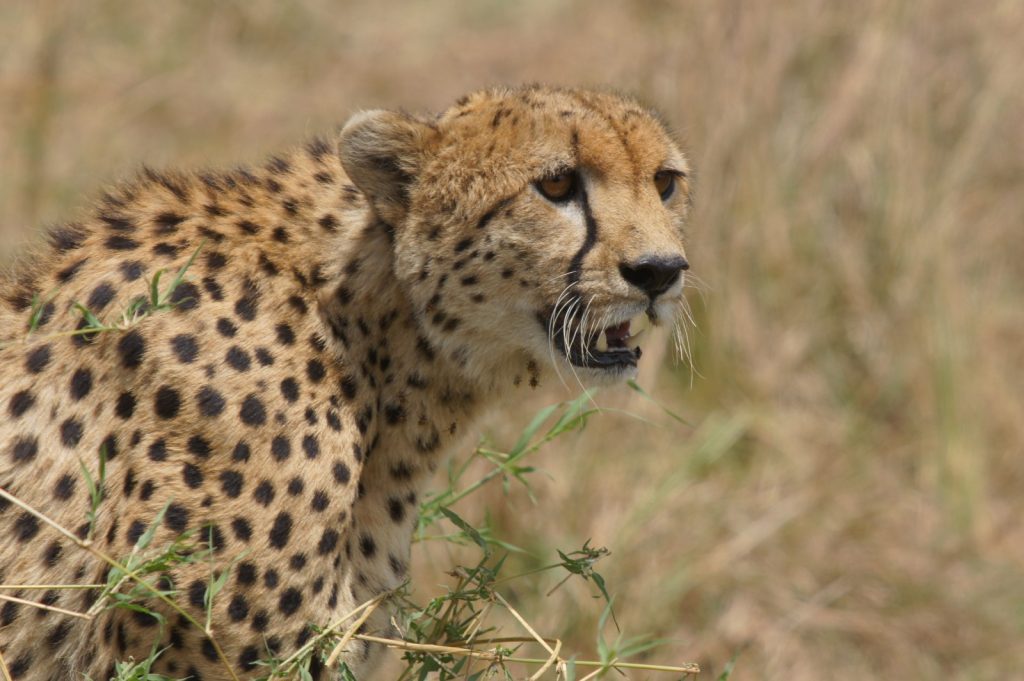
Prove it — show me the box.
[0,85,692,679]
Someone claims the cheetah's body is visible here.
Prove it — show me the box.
[0,86,691,679]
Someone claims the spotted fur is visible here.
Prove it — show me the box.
[0,85,692,679]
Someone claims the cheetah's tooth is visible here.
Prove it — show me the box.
[595,332,609,353]
[629,313,650,337]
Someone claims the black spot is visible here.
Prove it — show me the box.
[154,386,181,419]
[114,391,136,419]
[196,385,226,417]
[239,394,266,426]
[69,367,93,400]
[183,462,203,488]
[235,644,260,672]
[187,435,212,458]
[165,504,190,532]
[332,461,351,485]
[106,235,139,251]
[171,334,199,363]
[116,331,146,369]
[359,534,376,558]
[25,344,52,373]
[216,317,238,337]
[311,491,329,512]
[237,562,257,585]
[49,224,87,252]
[301,434,319,459]
[281,478,303,499]
[317,213,339,232]
[271,435,291,461]
[86,282,116,311]
[122,469,137,497]
[47,620,73,648]
[306,359,326,383]
[251,610,269,632]
[280,377,299,402]
[234,280,260,321]
[1,600,19,626]
[188,581,207,608]
[154,212,184,232]
[263,569,279,589]
[169,281,200,311]
[207,524,226,553]
[228,594,249,622]
[43,541,63,567]
[120,260,144,281]
[253,481,275,506]
[255,347,274,366]
[278,588,302,616]
[221,344,253,371]
[206,251,227,269]
[231,517,252,541]
[7,653,32,677]
[238,220,260,235]
[269,512,292,549]
[55,258,87,285]
[317,528,339,555]
[275,323,295,346]
[202,276,224,300]
[9,435,38,463]
[454,237,473,252]
[198,638,219,663]
[139,480,155,500]
[387,497,405,523]
[59,418,84,448]
[220,471,243,498]
[384,403,405,425]
[147,439,167,461]
[13,512,40,542]
[152,242,180,257]
[8,391,34,417]
[326,410,342,431]
[52,473,75,500]
[126,520,146,546]
[288,295,308,315]
[232,441,251,462]
[289,553,307,570]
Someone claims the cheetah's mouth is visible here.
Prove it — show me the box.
[547,311,650,371]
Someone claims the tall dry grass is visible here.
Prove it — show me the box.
[1,1,1022,679]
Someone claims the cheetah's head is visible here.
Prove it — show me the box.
[339,85,692,386]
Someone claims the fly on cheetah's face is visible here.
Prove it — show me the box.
[339,85,693,383]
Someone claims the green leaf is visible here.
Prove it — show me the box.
[73,302,106,331]
[508,403,560,456]
[135,501,171,551]
[626,379,693,426]
[439,507,489,555]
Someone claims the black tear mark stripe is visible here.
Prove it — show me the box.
[566,128,598,289]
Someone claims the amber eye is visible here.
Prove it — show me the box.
[654,170,677,201]
[536,172,578,202]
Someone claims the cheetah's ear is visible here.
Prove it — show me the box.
[338,110,439,225]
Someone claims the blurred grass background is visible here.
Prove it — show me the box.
[2,1,1023,679]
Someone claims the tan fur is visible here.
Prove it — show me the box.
[0,85,691,680]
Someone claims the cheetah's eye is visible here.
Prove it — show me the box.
[654,170,677,201]
[535,172,578,203]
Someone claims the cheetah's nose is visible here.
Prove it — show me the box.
[618,254,689,299]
